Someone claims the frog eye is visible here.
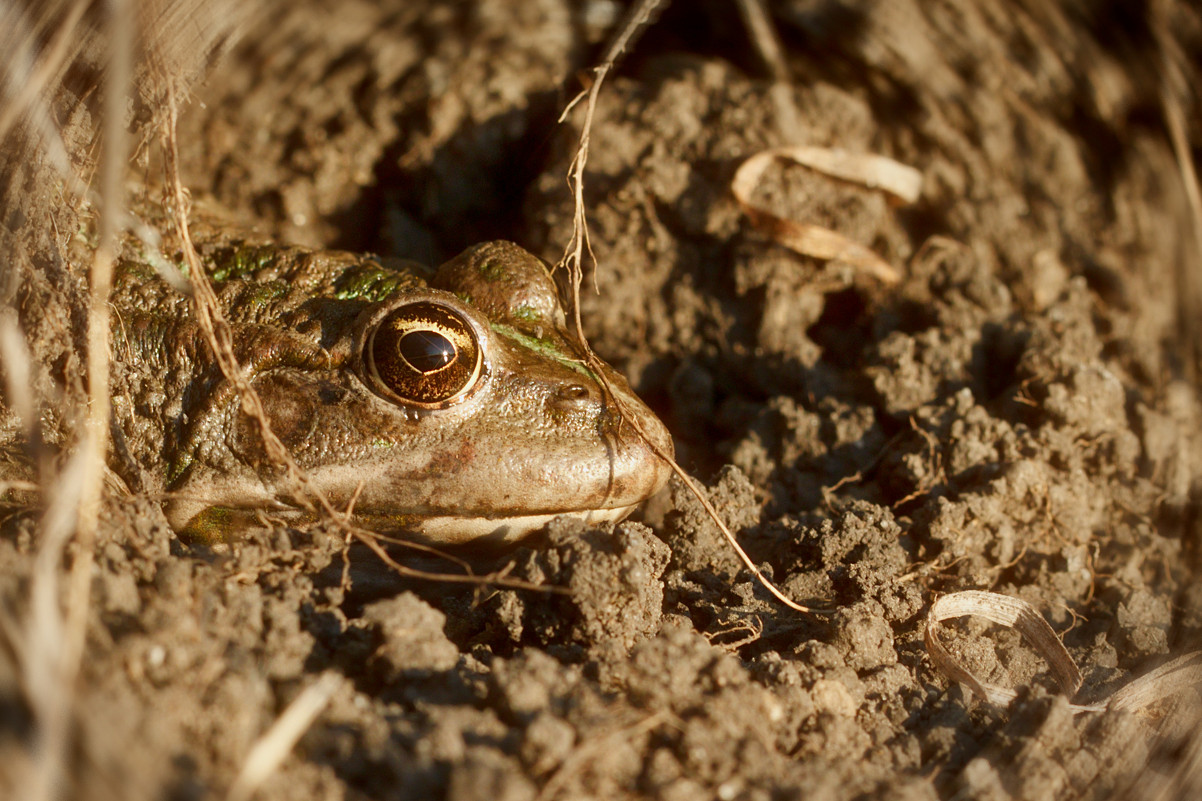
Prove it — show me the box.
[364,301,483,408]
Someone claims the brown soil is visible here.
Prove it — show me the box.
[4,1,1202,799]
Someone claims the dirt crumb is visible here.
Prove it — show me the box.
[363,592,460,677]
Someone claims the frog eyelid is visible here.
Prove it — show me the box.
[352,291,491,410]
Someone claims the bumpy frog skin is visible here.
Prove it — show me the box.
[110,230,672,545]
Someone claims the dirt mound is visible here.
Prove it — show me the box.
[3,1,1202,799]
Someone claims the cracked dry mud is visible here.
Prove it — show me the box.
[3,1,1202,800]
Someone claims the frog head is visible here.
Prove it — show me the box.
[166,241,673,546]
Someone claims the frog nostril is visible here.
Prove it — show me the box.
[556,384,590,402]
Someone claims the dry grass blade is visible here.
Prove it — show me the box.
[0,311,36,435]
[925,590,1082,708]
[1106,651,1202,714]
[735,0,788,83]
[225,671,342,801]
[75,0,133,619]
[773,145,924,203]
[22,446,91,801]
[0,0,92,196]
[927,590,1202,716]
[1158,64,1202,381]
[0,0,89,147]
[15,3,134,801]
[1149,0,1202,382]
[732,147,923,284]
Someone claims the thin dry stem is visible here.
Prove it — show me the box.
[160,84,321,518]
[558,0,665,312]
[663,448,829,614]
[734,0,802,138]
[556,0,827,616]
[704,615,765,651]
[355,531,569,595]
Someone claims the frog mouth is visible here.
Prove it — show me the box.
[170,494,642,547]
[366,504,643,546]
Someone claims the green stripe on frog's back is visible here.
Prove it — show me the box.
[490,322,596,380]
[511,304,542,324]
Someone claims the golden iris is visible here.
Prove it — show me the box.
[366,302,482,407]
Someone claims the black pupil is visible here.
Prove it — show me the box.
[399,330,456,372]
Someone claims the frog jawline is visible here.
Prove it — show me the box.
[174,502,638,547]
[399,504,638,546]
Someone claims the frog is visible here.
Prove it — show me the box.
[108,217,673,546]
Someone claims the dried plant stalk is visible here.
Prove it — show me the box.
[556,0,827,616]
